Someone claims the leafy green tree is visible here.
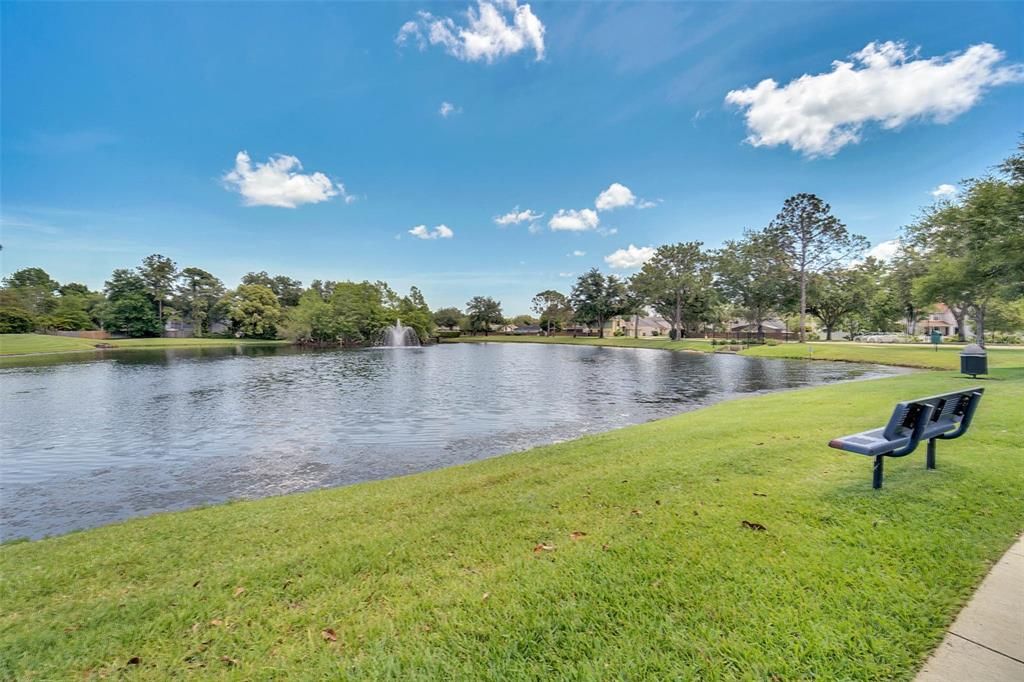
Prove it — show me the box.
[714,230,792,336]
[242,272,304,307]
[904,146,1023,344]
[105,269,149,302]
[511,314,537,326]
[137,254,178,332]
[226,284,282,339]
[629,243,711,339]
[176,267,225,337]
[284,289,340,343]
[58,282,91,297]
[394,286,433,341]
[310,279,337,301]
[1,267,59,316]
[105,293,161,337]
[531,290,572,334]
[806,267,873,340]
[0,306,36,333]
[433,307,464,330]
[766,194,868,342]
[331,281,391,345]
[911,255,972,342]
[45,295,94,330]
[465,296,504,333]
[570,269,628,338]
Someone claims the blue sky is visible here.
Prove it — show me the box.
[2,1,1022,314]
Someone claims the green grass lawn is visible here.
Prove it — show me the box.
[1,344,1021,679]
[0,333,289,356]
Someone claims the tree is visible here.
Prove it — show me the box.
[330,281,391,345]
[1,267,59,316]
[105,269,149,302]
[465,296,504,333]
[226,284,282,339]
[284,289,340,343]
[0,306,36,333]
[911,255,976,342]
[433,307,464,330]
[137,254,177,333]
[176,268,225,337]
[395,286,433,342]
[714,230,792,336]
[904,146,1024,345]
[46,295,94,330]
[766,194,868,342]
[570,269,628,338]
[531,290,573,335]
[242,271,303,307]
[629,243,711,339]
[105,293,161,337]
[806,267,872,340]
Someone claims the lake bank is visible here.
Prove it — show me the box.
[1,345,1021,678]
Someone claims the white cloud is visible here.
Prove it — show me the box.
[595,182,636,211]
[439,101,462,118]
[409,224,455,240]
[396,1,545,64]
[637,198,661,209]
[495,207,543,226]
[527,223,543,234]
[558,272,574,278]
[598,227,618,237]
[549,208,599,232]
[866,239,900,262]
[223,151,347,208]
[931,183,957,198]
[604,244,655,269]
[569,250,586,257]
[725,41,1024,157]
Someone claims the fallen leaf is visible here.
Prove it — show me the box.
[127,657,140,666]
[233,586,245,597]
[741,520,767,532]
[192,580,201,588]
[753,492,768,497]
[321,628,337,642]
[481,592,490,601]
[220,656,239,666]
[601,543,610,551]
[533,543,555,553]
[630,509,643,517]
[209,619,223,627]
[569,531,587,541]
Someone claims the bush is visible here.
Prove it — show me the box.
[435,330,461,339]
[0,307,37,333]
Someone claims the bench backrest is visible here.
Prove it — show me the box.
[882,388,984,441]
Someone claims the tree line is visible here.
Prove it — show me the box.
[446,140,1023,345]
[0,260,433,345]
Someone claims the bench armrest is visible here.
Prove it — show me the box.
[936,390,983,441]
[890,402,935,457]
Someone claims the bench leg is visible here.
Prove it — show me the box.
[926,439,936,470]
[873,455,884,489]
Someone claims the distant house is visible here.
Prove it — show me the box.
[164,320,229,337]
[918,304,964,338]
[494,324,517,333]
[512,324,543,335]
[729,319,786,333]
[606,315,672,337]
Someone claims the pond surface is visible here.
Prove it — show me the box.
[0,343,904,539]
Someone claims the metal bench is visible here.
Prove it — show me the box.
[828,388,984,488]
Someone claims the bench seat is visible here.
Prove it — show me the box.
[829,429,911,456]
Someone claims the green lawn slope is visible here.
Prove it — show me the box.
[1,347,1021,679]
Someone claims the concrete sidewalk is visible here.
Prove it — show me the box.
[916,536,1024,681]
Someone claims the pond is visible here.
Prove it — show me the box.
[0,343,905,539]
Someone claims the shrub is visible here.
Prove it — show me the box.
[0,306,37,333]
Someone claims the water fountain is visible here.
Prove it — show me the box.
[380,319,420,347]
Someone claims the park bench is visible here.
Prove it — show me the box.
[828,388,984,489]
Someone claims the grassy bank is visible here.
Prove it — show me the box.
[0,333,288,358]
[448,335,1024,371]
[1,351,1021,679]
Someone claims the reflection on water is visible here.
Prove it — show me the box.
[0,343,903,539]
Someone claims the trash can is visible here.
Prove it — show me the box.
[930,330,942,345]
[960,343,987,378]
